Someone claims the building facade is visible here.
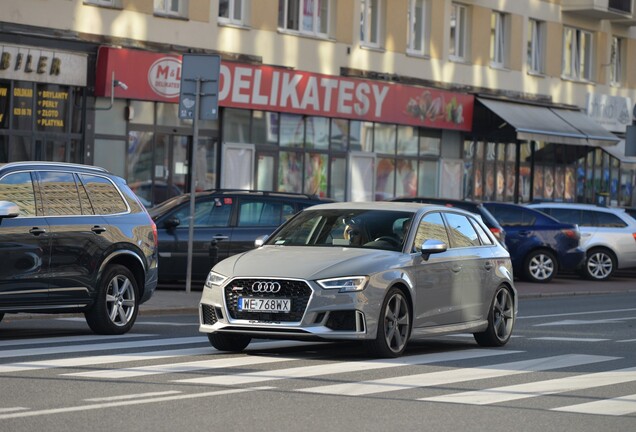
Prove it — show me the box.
[1,0,636,206]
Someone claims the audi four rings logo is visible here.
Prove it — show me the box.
[251,281,282,293]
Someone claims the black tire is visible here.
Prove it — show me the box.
[580,247,616,281]
[523,249,557,283]
[85,264,139,335]
[366,287,411,358]
[474,285,515,347]
[207,333,252,352]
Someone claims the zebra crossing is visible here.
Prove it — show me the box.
[1,334,636,419]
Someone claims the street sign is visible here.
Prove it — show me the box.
[178,54,220,120]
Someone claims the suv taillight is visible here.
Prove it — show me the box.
[489,227,503,240]
[151,220,158,248]
[562,228,580,240]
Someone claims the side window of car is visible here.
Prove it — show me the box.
[547,208,581,225]
[38,171,83,216]
[80,174,128,215]
[0,172,37,216]
[444,212,481,248]
[171,200,216,227]
[595,212,627,228]
[471,218,495,245]
[238,200,283,226]
[413,212,449,252]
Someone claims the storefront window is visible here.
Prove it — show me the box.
[376,157,395,200]
[0,80,9,130]
[280,113,304,147]
[350,121,373,152]
[252,111,278,145]
[304,152,327,196]
[44,139,67,162]
[256,153,275,190]
[418,159,438,196]
[0,136,7,162]
[374,123,396,154]
[463,140,474,199]
[36,84,68,133]
[129,100,154,125]
[196,136,217,191]
[305,116,329,150]
[396,159,417,197]
[278,150,303,192]
[223,108,251,143]
[12,136,32,161]
[330,119,349,151]
[329,156,346,201]
[127,131,155,185]
[519,142,532,202]
[397,126,418,156]
[504,143,516,202]
[12,81,34,130]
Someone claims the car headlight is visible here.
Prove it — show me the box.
[317,276,368,292]
[205,271,227,289]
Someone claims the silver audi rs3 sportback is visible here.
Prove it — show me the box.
[199,201,517,357]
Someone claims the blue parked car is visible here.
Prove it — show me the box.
[483,202,585,283]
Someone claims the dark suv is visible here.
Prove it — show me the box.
[0,162,158,334]
[150,190,331,284]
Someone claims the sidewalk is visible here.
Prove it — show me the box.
[140,273,636,315]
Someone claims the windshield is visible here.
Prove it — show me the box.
[266,208,414,251]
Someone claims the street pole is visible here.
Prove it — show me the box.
[185,77,201,294]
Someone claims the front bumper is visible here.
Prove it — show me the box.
[199,277,383,341]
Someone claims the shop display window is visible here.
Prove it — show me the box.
[374,123,396,154]
[305,116,329,150]
[278,150,303,193]
[397,126,418,156]
[304,152,327,197]
[329,156,346,201]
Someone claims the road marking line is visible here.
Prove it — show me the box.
[0,336,206,359]
[0,333,155,348]
[530,337,610,342]
[0,387,274,420]
[65,355,303,379]
[85,391,182,402]
[617,339,636,343]
[518,308,636,320]
[553,393,636,416]
[421,366,636,405]
[175,349,521,386]
[0,347,212,374]
[300,354,617,396]
[0,407,28,414]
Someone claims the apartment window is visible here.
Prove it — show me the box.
[490,12,507,67]
[407,0,429,55]
[527,19,545,74]
[154,0,187,17]
[562,27,593,81]
[219,0,244,25]
[278,0,330,37]
[450,3,467,60]
[360,0,382,47]
[610,36,624,86]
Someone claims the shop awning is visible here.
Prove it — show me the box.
[478,98,620,147]
[603,140,636,166]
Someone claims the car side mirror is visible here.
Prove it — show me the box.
[254,235,269,248]
[164,217,181,229]
[0,201,20,219]
[419,239,447,261]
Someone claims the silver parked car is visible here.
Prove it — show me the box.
[199,202,517,357]
[528,203,636,281]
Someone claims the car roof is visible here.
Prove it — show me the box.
[528,202,626,212]
[306,201,459,213]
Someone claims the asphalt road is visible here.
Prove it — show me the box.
[0,291,635,431]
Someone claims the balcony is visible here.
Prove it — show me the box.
[562,0,633,20]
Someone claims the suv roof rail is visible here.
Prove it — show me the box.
[1,161,110,173]
[203,188,328,200]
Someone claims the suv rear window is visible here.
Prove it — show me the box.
[80,174,128,215]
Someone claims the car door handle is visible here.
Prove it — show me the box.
[212,235,229,241]
[29,227,47,236]
[451,265,462,273]
[91,226,107,234]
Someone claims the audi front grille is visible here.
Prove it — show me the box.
[224,278,312,322]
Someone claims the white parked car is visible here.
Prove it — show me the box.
[527,203,636,281]
[199,201,517,357]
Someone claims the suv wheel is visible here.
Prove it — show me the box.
[523,249,557,283]
[207,333,252,352]
[85,264,139,334]
[581,248,616,281]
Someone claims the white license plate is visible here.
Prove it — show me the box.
[238,297,291,313]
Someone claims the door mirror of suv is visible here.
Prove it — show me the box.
[164,217,181,229]
[419,239,448,261]
[0,201,20,219]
